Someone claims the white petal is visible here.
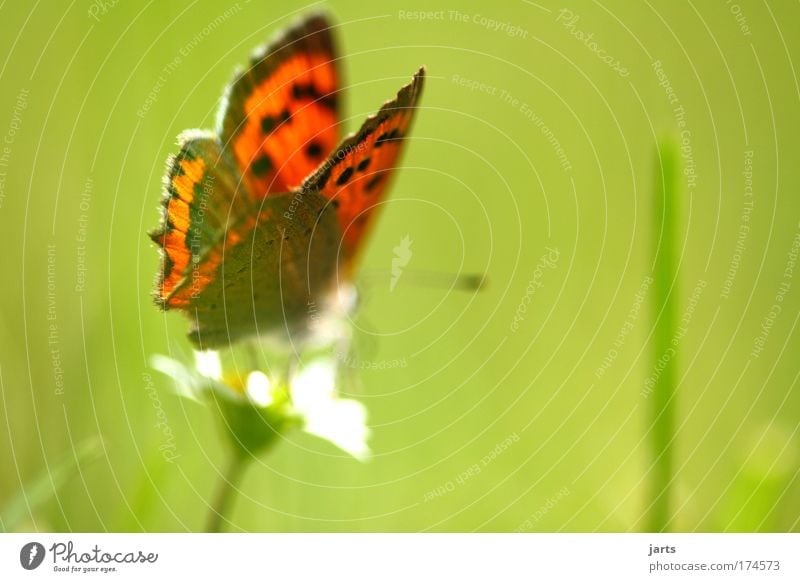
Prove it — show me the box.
[194,350,222,380]
[291,358,371,460]
[292,360,336,413]
[246,371,273,407]
[303,399,371,461]
[149,354,201,402]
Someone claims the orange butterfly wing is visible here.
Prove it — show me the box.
[150,131,252,309]
[220,12,340,198]
[151,11,426,348]
[153,14,339,310]
[300,67,425,266]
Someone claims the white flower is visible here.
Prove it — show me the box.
[291,359,371,461]
[151,350,371,462]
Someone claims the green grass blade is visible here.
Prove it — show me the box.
[0,436,103,532]
[648,139,680,532]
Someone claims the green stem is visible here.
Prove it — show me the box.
[649,139,679,532]
[205,451,248,533]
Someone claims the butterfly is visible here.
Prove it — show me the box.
[150,12,425,350]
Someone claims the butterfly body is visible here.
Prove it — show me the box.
[150,13,424,349]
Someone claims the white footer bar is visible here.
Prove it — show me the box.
[1,533,797,580]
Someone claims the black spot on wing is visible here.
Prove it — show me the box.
[336,166,354,186]
[365,174,384,192]
[306,140,323,158]
[260,109,291,134]
[261,116,276,134]
[375,129,401,147]
[252,155,273,176]
[291,83,338,111]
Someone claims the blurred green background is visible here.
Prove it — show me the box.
[1,0,798,532]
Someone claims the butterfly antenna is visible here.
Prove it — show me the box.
[360,269,487,292]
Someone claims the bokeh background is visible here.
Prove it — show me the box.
[1,0,798,532]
